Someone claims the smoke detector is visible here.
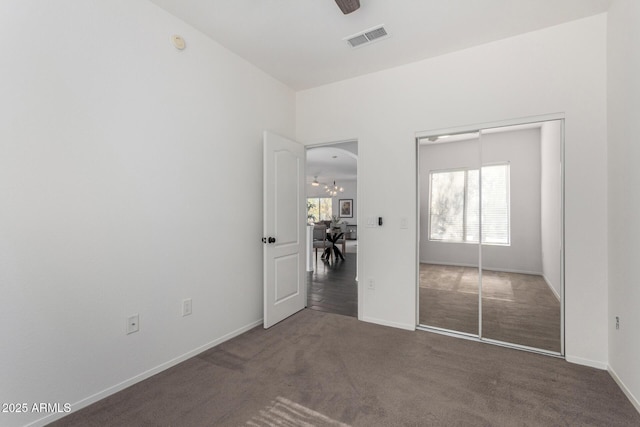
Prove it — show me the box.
[344,25,389,48]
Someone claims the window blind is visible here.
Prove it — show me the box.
[429,164,510,245]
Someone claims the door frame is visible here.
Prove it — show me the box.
[415,113,565,357]
[304,138,361,320]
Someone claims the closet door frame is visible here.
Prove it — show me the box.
[415,113,565,357]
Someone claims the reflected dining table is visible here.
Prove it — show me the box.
[322,229,345,261]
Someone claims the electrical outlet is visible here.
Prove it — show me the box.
[367,279,375,290]
[616,316,620,330]
[182,298,193,317]
[126,314,139,334]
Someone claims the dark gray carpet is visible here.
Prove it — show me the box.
[420,264,561,352]
[51,309,639,426]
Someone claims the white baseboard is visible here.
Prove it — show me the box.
[28,319,264,427]
[420,260,542,276]
[542,274,561,301]
[420,260,478,268]
[483,266,543,276]
[565,355,608,370]
[608,365,640,415]
[361,316,415,331]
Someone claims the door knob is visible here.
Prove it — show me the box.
[268,237,276,243]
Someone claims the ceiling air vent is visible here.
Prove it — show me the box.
[345,25,389,48]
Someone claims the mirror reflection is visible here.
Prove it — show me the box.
[480,121,562,352]
[419,120,562,354]
[419,133,480,335]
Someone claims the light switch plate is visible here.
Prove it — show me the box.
[126,314,139,334]
[182,298,193,316]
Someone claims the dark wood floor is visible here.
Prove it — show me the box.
[306,252,357,317]
[419,263,561,352]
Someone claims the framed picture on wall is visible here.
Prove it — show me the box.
[339,199,353,218]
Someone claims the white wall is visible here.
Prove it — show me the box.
[307,180,358,224]
[419,128,543,274]
[482,129,543,274]
[541,121,563,299]
[607,0,640,411]
[0,1,295,426]
[420,139,480,267]
[297,15,608,365]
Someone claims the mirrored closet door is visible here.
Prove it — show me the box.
[418,132,481,336]
[418,120,563,355]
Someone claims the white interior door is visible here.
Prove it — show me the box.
[263,131,306,328]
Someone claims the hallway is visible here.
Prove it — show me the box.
[306,252,357,317]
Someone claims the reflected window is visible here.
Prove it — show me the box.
[429,164,510,245]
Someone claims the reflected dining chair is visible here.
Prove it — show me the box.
[312,224,330,263]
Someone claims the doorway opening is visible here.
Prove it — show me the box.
[306,140,358,318]
[416,117,564,356]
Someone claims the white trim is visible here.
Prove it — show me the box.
[26,319,264,427]
[543,274,561,301]
[485,266,542,275]
[566,355,608,370]
[415,112,566,140]
[608,366,640,414]
[559,118,566,356]
[415,140,421,326]
[419,259,543,276]
[481,266,543,276]
[362,316,415,331]
[419,260,479,268]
